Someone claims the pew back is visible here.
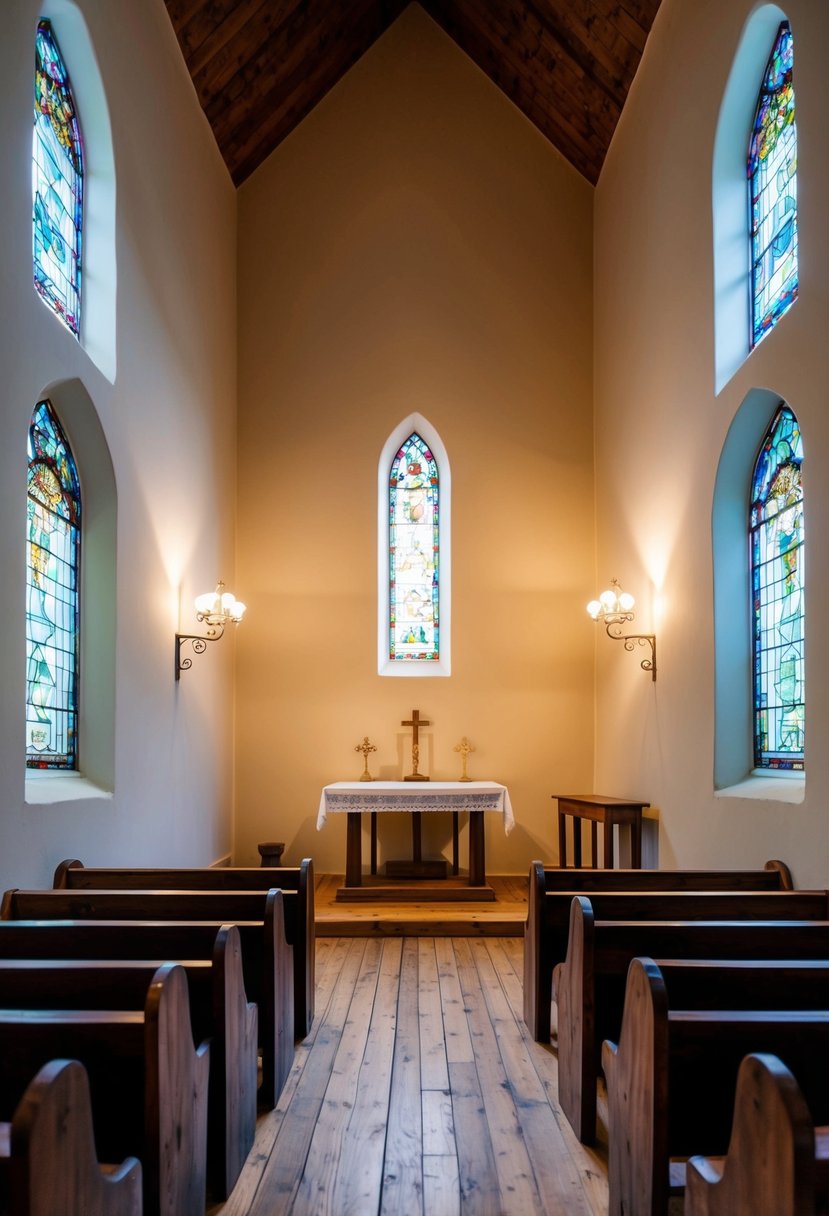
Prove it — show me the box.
[602,957,829,1216]
[555,897,829,1141]
[0,902,292,1111]
[51,859,315,1035]
[0,963,209,1216]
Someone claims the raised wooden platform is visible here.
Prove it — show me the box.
[316,873,527,937]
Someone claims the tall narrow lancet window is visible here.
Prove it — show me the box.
[389,433,440,663]
[748,21,797,347]
[26,400,81,770]
[750,405,803,770]
[33,19,83,336]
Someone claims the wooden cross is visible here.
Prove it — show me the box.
[402,708,430,781]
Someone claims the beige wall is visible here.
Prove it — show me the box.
[594,0,829,886]
[0,0,237,888]
[235,6,595,873]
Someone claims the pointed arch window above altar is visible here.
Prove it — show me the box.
[378,415,451,676]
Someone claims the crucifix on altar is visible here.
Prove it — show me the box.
[402,708,430,781]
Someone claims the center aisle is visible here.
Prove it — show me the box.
[214,936,608,1216]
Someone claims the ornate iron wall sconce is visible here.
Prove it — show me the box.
[587,579,657,681]
[175,580,246,679]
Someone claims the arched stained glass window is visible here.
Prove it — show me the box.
[748,21,797,348]
[33,18,83,336]
[750,404,803,770]
[389,433,440,663]
[26,399,81,770]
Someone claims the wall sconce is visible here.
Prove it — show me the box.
[175,581,246,679]
[587,579,657,681]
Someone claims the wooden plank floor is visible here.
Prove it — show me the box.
[315,873,528,936]
[214,936,608,1216]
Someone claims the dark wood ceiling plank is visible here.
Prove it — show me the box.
[191,0,312,104]
[164,0,662,188]
[220,0,408,180]
[204,0,391,140]
[179,0,274,75]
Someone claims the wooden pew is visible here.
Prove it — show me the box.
[555,897,829,1142]
[0,891,292,1112]
[523,861,806,1042]
[685,1052,829,1216]
[1,1058,142,1216]
[602,957,829,1216]
[0,927,255,1200]
[0,963,209,1216]
[53,858,315,1036]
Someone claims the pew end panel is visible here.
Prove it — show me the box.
[7,1058,142,1216]
[602,957,670,1216]
[554,896,597,1144]
[523,860,556,1042]
[684,1052,820,1216]
[210,925,258,1198]
[144,962,211,1216]
[260,890,294,1106]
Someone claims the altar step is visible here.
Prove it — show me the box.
[314,873,527,937]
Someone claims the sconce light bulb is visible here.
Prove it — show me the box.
[599,589,617,610]
[619,591,635,612]
[587,599,602,619]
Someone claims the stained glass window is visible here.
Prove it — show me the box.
[750,405,803,770]
[33,19,83,336]
[748,21,797,348]
[26,399,81,770]
[389,433,439,662]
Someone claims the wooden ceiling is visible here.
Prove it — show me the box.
[164,0,663,187]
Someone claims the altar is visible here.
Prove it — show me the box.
[317,781,514,901]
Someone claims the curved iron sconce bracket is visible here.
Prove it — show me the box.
[605,619,657,681]
[175,622,226,680]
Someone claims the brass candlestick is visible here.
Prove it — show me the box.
[355,736,377,781]
[454,736,475,781]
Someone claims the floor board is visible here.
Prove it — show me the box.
[212,935,608,1216]
[315,873,527,936]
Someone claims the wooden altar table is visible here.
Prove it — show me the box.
[317,782,514,901]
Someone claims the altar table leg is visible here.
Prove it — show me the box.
[591,822,599,869]
[452,812,459,876]
[346,812,362,887]
[469,811,485,887]
[603,815,615,868]
[370,812,377,876]
[558,806,567,867]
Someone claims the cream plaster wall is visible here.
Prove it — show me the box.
[0,0,237,888]
[593,0,829,886]
[235,5,595,874]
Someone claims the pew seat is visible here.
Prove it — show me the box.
[0,896,292,1113]
[602,957,829,1216]
[0,928,255,1200]
[0,963,209,1216]
[523,858,796,1042]
[554,896,829,1142]
[0,1058,142,1216]
[52,859,315,1035]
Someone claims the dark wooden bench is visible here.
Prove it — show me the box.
[602,957,829,1216]
[555,898,829,1142]
[0,890,293,1113]
[0,927,255,1200]
[0,1058,142,1216]
[0,962,209,1216]
[523,859,799,1041]
[53,858,315,1035]
[685,1052,829,1216]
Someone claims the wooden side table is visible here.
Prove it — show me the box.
[554,795,649,869]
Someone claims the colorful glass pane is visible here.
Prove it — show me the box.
[26,399,81,769]
[748,22,797,347]
[750,405,803,770]
[389,433,439,661]
[33,19,83,336]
